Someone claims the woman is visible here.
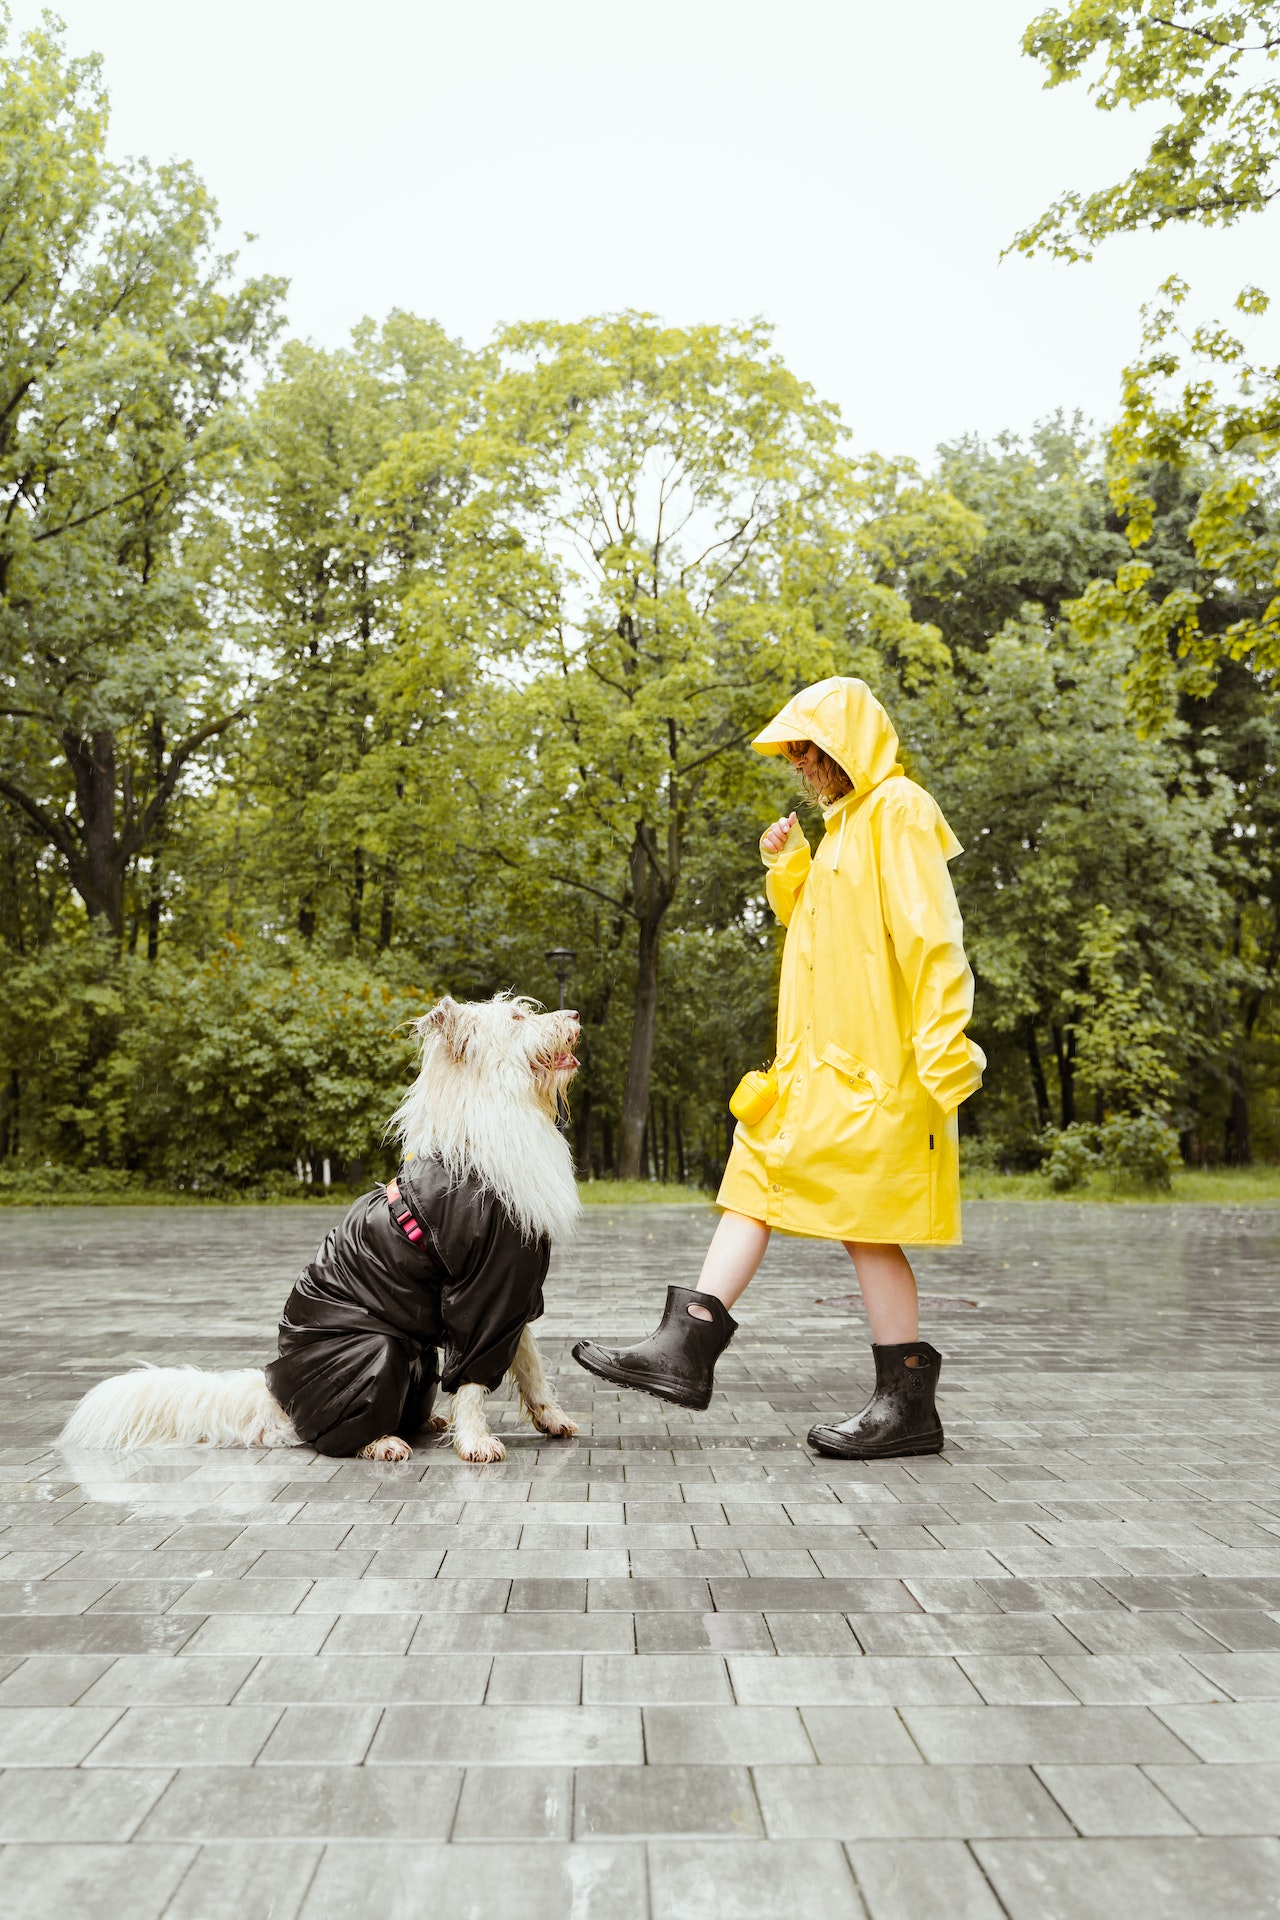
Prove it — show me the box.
[573,676,985,1458]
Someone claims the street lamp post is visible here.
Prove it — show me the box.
[545,948,576,1136]
[545,947,576,1012]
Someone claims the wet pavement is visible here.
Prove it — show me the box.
[1,1198,1279,1918]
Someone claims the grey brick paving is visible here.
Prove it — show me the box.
[3,1199,1280,1915]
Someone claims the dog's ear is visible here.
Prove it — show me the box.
[421,996,471,1061]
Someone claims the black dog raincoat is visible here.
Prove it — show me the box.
[265,1156,549,1456]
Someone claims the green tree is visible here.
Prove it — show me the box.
[1067,902,1180,1111]
[1014,2,1280,721]
[1181,658,1280,1162]
[909,423,1131,650]
[1010,4,1280,1153]
[1013,1,1280,261]
[906,425,1280,1164]
[229,314,478,954]
[905,607,1231,1146]
[0,17,282,940]
[452,314,975,1178]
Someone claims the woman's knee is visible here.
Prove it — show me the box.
[717,1210,771,1247]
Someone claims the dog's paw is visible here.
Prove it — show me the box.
[358,1435,412,1462]
[454,1432,507,1464]
[530,1404,579,1439]
[423,1414,449,1434]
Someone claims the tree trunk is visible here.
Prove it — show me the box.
[617,823,673,1179]
[146,874,162,962]
[225,816,242,933]
[378,860,397,950]
[618,914,660,1178]
[0,713,239,943]
[0,1068,18,1159]
[1024,1018,1050,1131]
[1225,1053,1251,1165]
[1051,1024,1076,1128]
[145,719,164,960]
[574,1086,595,1180]
[84,730,120,931]
[61,728,128,936]
[1225,978,1270,1167]
[350,847,365,945]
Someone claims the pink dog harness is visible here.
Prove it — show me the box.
[385,1178,424,1245]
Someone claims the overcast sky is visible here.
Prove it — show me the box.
[15,0,1268,465]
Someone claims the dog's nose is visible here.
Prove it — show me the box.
[564,1010,579,1022]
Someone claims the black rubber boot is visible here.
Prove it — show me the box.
[572,1286,738,1411]
[807,1341,944,1459]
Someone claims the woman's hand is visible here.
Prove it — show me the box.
[761,811,797,854]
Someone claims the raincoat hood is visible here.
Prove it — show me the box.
[753,677,903,799]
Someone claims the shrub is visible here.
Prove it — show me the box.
[126,942,431,1189]
[0,932,434,1191]
[1041,1111,1183,1192]
[960,1135,1004,1175]
[1042,1124,1097,1192]
[0,1163,149,1201]
[1094,1110,1182,1191]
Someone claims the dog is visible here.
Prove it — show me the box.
[60,994,582,1465]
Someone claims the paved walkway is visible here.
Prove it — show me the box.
[1,1199,1280,1918]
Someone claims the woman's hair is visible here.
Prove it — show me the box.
[786,740,853,805]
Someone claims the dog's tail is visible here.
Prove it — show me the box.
[59,1365,298,1451]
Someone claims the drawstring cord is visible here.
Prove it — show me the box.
[823,758,905,872]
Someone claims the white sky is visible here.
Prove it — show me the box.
[16,0,1271,465]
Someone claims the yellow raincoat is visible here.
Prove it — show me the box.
[717,677,985,1246]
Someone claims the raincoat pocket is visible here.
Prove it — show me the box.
[818,1042,892,1106]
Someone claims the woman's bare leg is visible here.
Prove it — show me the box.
[843,1240,919,1344]
[687,1210,771,1318]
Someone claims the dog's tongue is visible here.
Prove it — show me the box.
[554,1052,578,1070]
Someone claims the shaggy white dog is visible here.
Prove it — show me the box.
[61,994,582,1465]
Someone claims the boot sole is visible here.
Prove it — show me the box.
[571,1342,712,1412]
[807,1427,945,1460]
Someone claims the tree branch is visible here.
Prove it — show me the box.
[0,771,81,862]
[130,708,245,851]
[31,451,196,544]
[675,729,753,779]
[1147,15,1280,52]
[547,871,633,915]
